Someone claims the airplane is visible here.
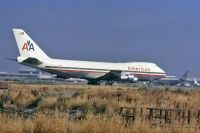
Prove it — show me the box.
[193,78,200,86]
[12,28,166,85]
[153,71,189,86]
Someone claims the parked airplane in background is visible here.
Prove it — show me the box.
[193,78,200,86]
[12,29,166,85]
[153,71,188,86]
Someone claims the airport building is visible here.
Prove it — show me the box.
[0,68,87,84]
[0,68,57,83]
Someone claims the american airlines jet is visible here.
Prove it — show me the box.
[13,29,166,85]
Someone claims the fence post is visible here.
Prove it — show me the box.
[182,111,185,125]
[164,110,168,124]
[149,109,153,120]
[188,110,191,124]
[140,108,143,118]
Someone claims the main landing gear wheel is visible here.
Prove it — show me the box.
[87,81,100,85]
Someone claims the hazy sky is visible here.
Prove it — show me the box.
[0,0,200,78]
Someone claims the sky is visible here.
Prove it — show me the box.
[0,0,200,78]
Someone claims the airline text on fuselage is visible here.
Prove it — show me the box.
[128,66,151,72]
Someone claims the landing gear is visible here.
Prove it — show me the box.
[87,80,100,85]
[100,81,116,85]
[105,81,114,85]
[87,80,115,85]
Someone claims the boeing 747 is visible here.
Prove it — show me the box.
[13,29,166,85]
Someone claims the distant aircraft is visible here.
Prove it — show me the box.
[153,71,189,86]
[12,29,166,85]
[193,78,200,86]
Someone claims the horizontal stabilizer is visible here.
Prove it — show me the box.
[21,57,42,65]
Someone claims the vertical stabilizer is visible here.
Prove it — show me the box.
[13,29,49,59]
[194,78,199,85]
[180,71,189,81]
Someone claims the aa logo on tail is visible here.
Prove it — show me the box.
[22,40,35,51]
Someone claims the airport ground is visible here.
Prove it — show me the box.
[0,82,200,133]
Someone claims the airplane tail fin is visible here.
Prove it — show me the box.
[13,29,49,60]
[194,78,198,85]
[180,71,189,81]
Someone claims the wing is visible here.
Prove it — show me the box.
[98,70,122,81]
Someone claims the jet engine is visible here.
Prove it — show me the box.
[120,72,138,82]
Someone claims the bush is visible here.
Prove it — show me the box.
[26,97,41,109]
[0,100,3,109]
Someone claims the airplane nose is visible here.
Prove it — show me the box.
[161,68,166,74]
[160,68,166,76]
[157,66,166,75]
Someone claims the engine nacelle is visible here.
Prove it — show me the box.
[131,77,139,82]
[121,75,133,80]
[120,72,138,82]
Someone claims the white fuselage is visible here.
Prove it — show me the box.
[25,58,166,81]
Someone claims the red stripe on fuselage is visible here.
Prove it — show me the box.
[51,69,165,77]
[131,73,165,77]
[61,69,109,73]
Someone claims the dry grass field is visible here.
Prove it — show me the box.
[0,83,200,133]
